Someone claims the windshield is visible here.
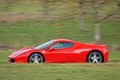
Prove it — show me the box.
[34,40,54,50]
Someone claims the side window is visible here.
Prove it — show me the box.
[51,42,73,49]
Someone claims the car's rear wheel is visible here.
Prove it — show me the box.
[87,51,103,63]
[28,53,44,64]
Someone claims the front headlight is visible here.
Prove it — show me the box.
[13,50,28,56]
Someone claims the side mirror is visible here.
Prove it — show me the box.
[48,48,55,52]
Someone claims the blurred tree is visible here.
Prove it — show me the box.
[39,0,50,22]
[90,0,119,43]
[68,0,86,31]
[39,0,58,22]
[90,0,101,43]
[78,0,85,31]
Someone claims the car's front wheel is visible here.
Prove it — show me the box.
[28,53,44,64]
[87,51,103,63]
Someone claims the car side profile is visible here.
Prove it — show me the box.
[9,39,109,64]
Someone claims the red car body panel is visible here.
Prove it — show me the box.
[8,39,109,63]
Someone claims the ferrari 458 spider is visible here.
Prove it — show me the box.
[9,39,109,64]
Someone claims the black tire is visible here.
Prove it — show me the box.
[28,53,44,64]
[87,51,103,63]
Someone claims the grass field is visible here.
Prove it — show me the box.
[0,51,120,80]
[0,20,120,48]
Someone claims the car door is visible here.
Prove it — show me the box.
[45,42,75,63]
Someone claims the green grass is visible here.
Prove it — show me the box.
[0,20,120,48]
[0,51,120,80]
[0,63,120,80]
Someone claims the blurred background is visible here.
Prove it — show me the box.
[0,0,120,51]
[0,1,120,80]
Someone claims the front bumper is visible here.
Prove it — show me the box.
[8,59,15,63]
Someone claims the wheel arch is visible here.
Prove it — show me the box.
[27,52,45,63]
[86,50,104,62]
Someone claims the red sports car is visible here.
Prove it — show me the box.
[9,39,109,64]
